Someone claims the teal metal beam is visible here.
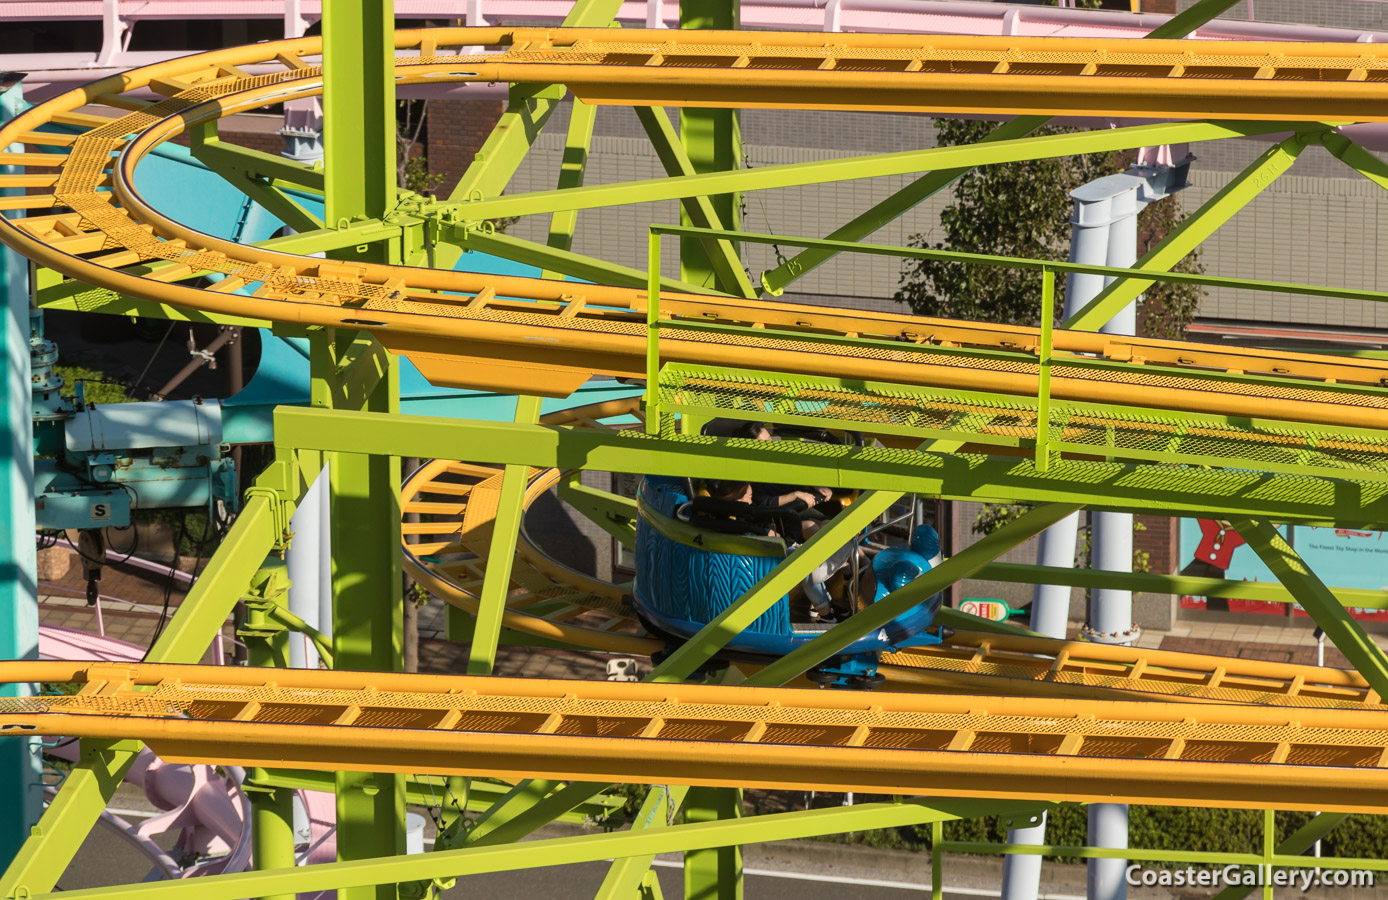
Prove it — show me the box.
[272,409,1388,528]
[1233,518,1388,700]
[28,798,1047,900]
[1063,133,1308,332]
[467,394,542,676]
[0,79,38,873]
[442,121,1294,222]
[744,503,1081,687]
[635,106,755,298]
[543,98,599,278]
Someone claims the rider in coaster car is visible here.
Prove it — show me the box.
[723,420,843,518]
[687,479,822,543]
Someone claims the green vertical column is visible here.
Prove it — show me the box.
[322,0,396,263]
[243,580,294,900]
[678,0,741,293]
[325,353,405,900]
[321,0,405,895]
[0,79,40,873]
[683,786,742,900]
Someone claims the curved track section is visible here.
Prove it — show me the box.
[8,31,1388,443]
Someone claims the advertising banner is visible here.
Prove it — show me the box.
[1177,519,1388,621]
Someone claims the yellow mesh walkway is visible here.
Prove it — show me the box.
[3,662,1388,812]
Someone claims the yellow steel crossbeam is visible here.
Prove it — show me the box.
[3,663,1388,812]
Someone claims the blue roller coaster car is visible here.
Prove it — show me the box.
[632,475,945,687]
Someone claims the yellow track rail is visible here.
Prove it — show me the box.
[6,29,1388,438]
[3,662,1387,812]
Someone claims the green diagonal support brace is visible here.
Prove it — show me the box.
[1209,813,1349,900]
[635,106,756,298]
[647,489,901,683]
[467,394,543,676]
[1322,131,1388,193]
[596,786,690,900]
[451,226,728,295]
[1063,133,1309,332]
[0,490,282,899]
[446,121,1291,222]
[975,562,1388,611]
[1233,517,1388,700]
[648,440,962,684]
[543,98,599,277]
[445,0,627,205]
[745,502,1082,687]
[757,0,1243,295]
[31,799,1048,900]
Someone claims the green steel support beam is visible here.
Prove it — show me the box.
[684,787,741,900]
[466,780,611,848]
[449,226,729,295]
[248,771,296,900]
[596,787,689,900]
[756,0,1241,295]
[319,0,407,860]
[246,770,620,821]
[273,408,1388,528]
[758,114,1047,295]
[1209,813,1349,900]
[678,0,742,297]
[255,220,405,259]
[1144,0,1244,39]
[321,0,394,263]
[974,561,1388,611]
[445,0,627,205]
[557,473,637,547]
[467,394,543,676]
[0,488,282,899]
[442,121,1293,222]
[1233,518,1388,700]
[188,123,325,233]
[30,799,1046,900]
[189,123,327,192]
[635,106,755,299]
[1322,132,1388,193]
[1063,133,1308,332]
[543,98,598,277]
[744,503,1082,687]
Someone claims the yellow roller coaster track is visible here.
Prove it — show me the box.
[400,425,1383,710]
[2,661,1387,812]
[7,29,1388,444]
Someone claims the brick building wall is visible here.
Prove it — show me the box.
[426,98,508,197]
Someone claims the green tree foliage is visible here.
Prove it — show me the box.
[894,118,1202,339]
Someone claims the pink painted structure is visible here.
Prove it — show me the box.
[38,624,336,893]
